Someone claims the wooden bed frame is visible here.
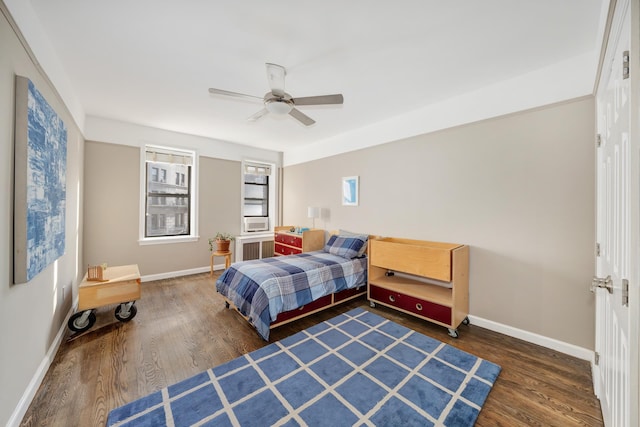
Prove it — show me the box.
[222,285,366,331]
[221,231,377,336]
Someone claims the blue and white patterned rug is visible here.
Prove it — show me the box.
[107,308,501,426]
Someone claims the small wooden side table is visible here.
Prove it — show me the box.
[211,250,232,275]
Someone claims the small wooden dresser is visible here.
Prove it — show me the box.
[274,226,325,256]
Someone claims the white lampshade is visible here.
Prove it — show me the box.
[266,99,293,115]
[307,207,321,218]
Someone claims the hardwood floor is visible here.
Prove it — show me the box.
[20,272,603,426]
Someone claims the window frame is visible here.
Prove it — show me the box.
[240,160,277,234]
[139,145,199,245]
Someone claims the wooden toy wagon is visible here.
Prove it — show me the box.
[67,264,141,333]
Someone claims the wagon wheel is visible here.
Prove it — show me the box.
[115,303,137,322]
[68,310,96,332]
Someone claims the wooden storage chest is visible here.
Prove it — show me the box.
[78,264,141,311]
[367,237,469,337]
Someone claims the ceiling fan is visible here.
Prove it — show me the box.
[208,63,344,126]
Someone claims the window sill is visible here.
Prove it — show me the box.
[139,235,199,246]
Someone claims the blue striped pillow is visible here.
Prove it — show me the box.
[323,235,367,259]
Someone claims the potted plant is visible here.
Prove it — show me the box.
[209,232,234,252]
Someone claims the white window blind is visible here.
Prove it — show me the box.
[146,147,194,165]
[245,163,271,175]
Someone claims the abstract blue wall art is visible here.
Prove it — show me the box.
[14,76,67,284]
[342,176,359,206]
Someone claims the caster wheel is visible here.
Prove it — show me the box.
[68,311,96,332]
[462,317,470,326]
[447,328,459,338]
[115,303,137,322]
[369,301,376,308]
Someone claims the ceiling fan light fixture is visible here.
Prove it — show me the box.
[265,98,293,115]
[209,63,343,126]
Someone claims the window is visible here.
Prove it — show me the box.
[141,146,197,242]
[241,161,275,233]
[244,164,270,217]
[175,172,185,186]
[175,212,185,227]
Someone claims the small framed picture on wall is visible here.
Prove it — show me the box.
[342,176,359,206]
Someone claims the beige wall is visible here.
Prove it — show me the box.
[84,141,241,276]
[283,97,596,349]
[0,7,84,426]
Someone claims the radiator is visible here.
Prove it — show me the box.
[262,240,274,258]
[243,242,260,260]
[235,234,274,262]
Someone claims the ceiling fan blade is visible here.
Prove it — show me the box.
[247,108,269,122]
[289,108,315,126]
[209,88,262,101]
[292,94,344,106]
[266,63,286,97]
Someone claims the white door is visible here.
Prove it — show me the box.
[594,1,638,426]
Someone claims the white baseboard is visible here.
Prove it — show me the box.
[140,265,222,282]
[468,314,595,361]
[7,304,75,427]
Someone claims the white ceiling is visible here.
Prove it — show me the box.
[22,0,606,155]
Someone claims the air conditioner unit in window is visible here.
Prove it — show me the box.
[244,217,269,232]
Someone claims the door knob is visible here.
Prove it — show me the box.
[591,275,613,294]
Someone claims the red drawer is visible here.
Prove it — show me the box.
[369,285,451,325]
[334,286,366,303]
[275,243,302,256]
[272,295,332,325]
[275,233,302,247]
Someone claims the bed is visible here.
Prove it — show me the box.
[216,233,369,340]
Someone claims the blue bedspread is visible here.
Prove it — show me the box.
[216,251,367,340]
